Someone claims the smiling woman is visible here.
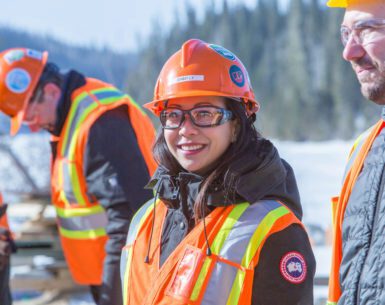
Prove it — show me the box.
[120,39,316,305]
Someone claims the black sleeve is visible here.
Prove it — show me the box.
[84,105,153,259]
[252,224,316,305]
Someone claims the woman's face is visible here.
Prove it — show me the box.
[163,96,237,175]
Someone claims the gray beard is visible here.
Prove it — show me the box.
[361,80,385,105]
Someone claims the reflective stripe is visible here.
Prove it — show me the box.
[121,199,157,305]
[59,227,106,239]
[59,88,128,207]
[56,205,105,218]
[190,257,212,301]
[228,205,290,304]
[93,89,125,100]
[327,302,337,305]
[201,200,285,304]
[122,246,134,305]
[126,199,157,246]
[57,87,129,240]
[58,211,108,231]
[342,126,373,182]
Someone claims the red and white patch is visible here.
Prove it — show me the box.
[280,251,307,284]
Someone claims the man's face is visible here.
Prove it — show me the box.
[23,84,60,132]
[342,2,385,104]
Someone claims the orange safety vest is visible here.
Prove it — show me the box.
[0,193,9,230]
[328,119,385,305]
[121,199,302,305]
[51,78,157,285]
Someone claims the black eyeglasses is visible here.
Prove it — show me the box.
[160,106,234,129]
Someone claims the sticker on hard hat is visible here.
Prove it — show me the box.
[280,252,307,284]
[209,44,236,61]
[26,49,43,61]
[229,65,245,87]
[3,50,25,64]
[5,68,31,94]
[170,75,205,85]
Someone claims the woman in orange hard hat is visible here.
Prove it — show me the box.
[120,39,315,305]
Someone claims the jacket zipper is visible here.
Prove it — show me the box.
[355,163,385,304]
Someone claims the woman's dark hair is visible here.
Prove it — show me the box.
[153,98,260,223]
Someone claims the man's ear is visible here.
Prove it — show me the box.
[43,83,61,102]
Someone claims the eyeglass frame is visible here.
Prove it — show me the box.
[159,105,234,129]
[340,18,385,47]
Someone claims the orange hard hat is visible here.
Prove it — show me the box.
[144,39,259,116]
[0,48,48,135]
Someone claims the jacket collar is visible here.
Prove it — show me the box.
[146,139,302,219]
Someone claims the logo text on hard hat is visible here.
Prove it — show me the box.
[170,75,205,85]
[5,68,31,94]
[209,44,236,61]
[229,65,245,87]
[3,50,25,65]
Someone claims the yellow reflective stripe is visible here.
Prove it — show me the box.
[57,159,70,206]
[59,226,106,239]
[68,162,87,206]
[226,269,246,305]
[227,206,290,304]
[56,205,105,218]
[190,257,213,301]
[61,91,88,155]
[210,203,249,255]
[90,87,146,116]
[123,246,133,305]
[327,302,337,305]
[242,206,289,267]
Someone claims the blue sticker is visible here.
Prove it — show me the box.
[26,49,43,61]
[5,68,31,94]
[209,44,236,61]
[280,252,307,284]
[229,65,245,87]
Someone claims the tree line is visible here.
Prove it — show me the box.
[125,0,381,140]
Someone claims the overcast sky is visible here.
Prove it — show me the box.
[0,0,266,52]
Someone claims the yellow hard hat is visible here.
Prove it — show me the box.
[327,0,348,7]
[327,0,379,8]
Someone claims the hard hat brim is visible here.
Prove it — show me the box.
[144,90,259,116]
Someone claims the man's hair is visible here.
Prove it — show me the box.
[37,62,62,88]
[30,62,63,104]
[153,98,260,222]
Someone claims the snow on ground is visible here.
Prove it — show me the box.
[273,139,352,228]
[0,133,353,304]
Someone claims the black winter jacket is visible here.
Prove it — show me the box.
[147,138,316,305]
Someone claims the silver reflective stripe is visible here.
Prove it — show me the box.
[201,200,281,305]
[93,90,124,100]
[219,200,281,263]
[120,246,129,289]
[201,261,238,304]
[126,199,155,246]
[58,211,108,231]
[120,199,155,288]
